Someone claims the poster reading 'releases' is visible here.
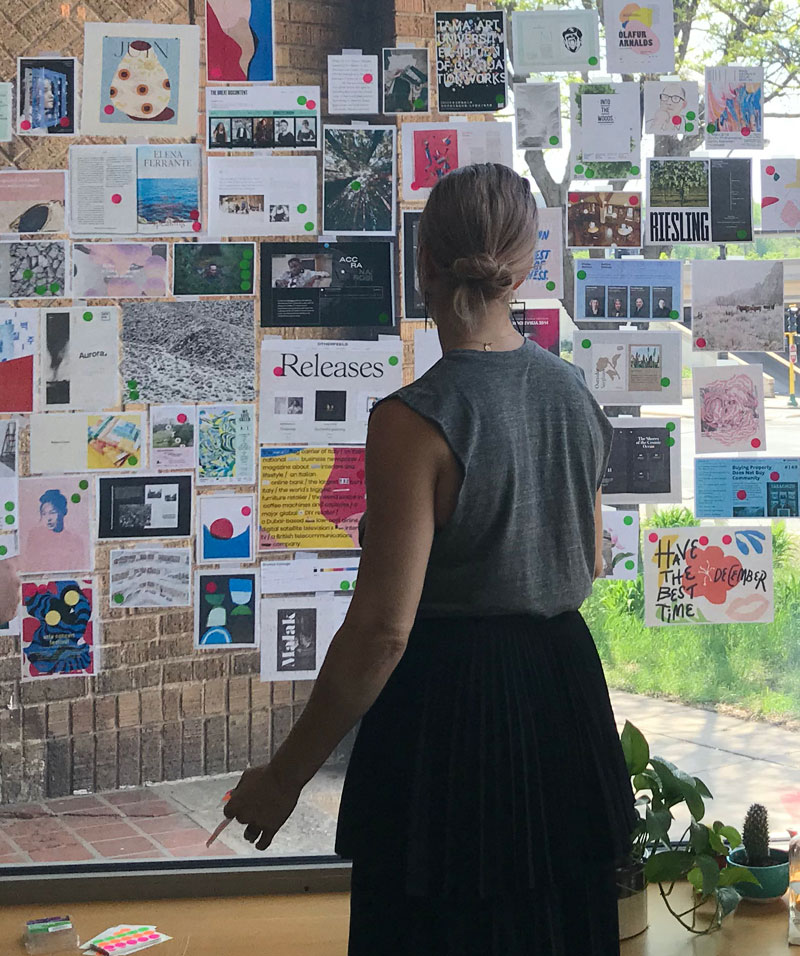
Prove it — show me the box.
[259,446,366,551]
[435,11,507,112]
[644,527,773,626]
[205,0,274,82]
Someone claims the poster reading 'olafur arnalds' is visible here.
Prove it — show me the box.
[644,527,773,626]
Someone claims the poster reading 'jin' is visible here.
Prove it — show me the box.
[435,12,507,112]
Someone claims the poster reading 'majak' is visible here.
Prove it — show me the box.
[435,11,507,112]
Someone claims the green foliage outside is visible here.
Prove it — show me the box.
[582,509,800,721]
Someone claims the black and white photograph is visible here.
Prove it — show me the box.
[0,420,16,478]
[435,11,507,112]
[274,117,295,147]
[294,116,316,146]
[17,56,77,135]
[585,286,606,317]
[231,117,253,148]
[513,82,562,149]
[382,47,429,113]
[322,125,396,236]
[402,210,425,319]
[314,390,347,422]
[97,474,193,540]
[121,300,255,404]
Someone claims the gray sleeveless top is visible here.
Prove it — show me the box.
[379,338,613,619]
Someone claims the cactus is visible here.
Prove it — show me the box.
[742,803,771,867]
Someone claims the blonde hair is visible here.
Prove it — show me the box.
[417,163,538,333]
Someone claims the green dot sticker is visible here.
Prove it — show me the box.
[240,280,251,291]
[22,269,32,279]
[666,421,676,432]
[588,56,598,66]
[669,309,679,319]
[35,285,46,295]
[686,111,696,120]
[388,355,399,366]
[581,338,591,349]
[113,593,125,604]
[242,247,254,259]
[127,455,138,467]
[0,545,6,556]
[49,282,60,293]
[577,270,587,280]
[377,312,389,324]
[545,280,556,291]
[574,164,585,175]
[297,95,307,105]
[629,165,640,175]
[127,380,137,389]
[413,97,424,109]
[585,168,596,179]
[3,515,12,526]
[549,135,559,146]
[83,311,93,321]
[79,480,88,490]
[350,181,361,191]
[684,122,695,132]
[666,437,675,447]
[660,377,671,387]
[623,515,634,526]
[71,493,81,504]
[737,229,748,239]
[297,203,307,214]
[495,93,504,104]
[304,222,315,232]
[625,560,635,570]
[3,501,13,511]
[129,390,139,401]
[340,580,351,591]
[706,123,715,133]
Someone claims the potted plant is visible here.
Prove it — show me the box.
[725,803,790,901]
[616,719,760,939]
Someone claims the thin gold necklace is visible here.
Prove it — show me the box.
[451,330,523,352]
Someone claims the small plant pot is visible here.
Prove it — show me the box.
[616,859,648,940]
[726,846,790,901]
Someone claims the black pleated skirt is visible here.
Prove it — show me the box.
[334,610,638,956]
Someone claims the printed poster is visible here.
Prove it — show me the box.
[261,555,360,594]
[197,404,256,485]
[29,412,144,474]
[39,307,119,412]
[261,240,394,329]
[0,83,12,141]
[598,509,639,580]
[195,569,259,648]
[646,158,752,245]
[573,258,681,321]
[17,475,92,575]
[81,22,200,138]
[695,458,800,518]
[402,212,424,318]
[109,547,192,608]
[572,83,640,167]
[0,242,68,299]
[435,11,507,112]
[322,126,396,236]
[401,121,514,202]
[206,0,274,82]
[72,243,168,298]
[604,0,675,74]
[0,465,18,531]
[0,170,66,235]
[693,365,766,454]
[602,417,682,505]
[207,155,317,237]
[0,535,20,635]
[259,339,403,445]
[705,66,763,149]
[572,330,682,405]
[516,207,564,300]
[516,308,560,356]
[761,160,800,233]
[382,47,429,114]
[198,494,255,563]
[691,260,784,352]
[21,579,96,679]
[413,327,442,380]
[514,82,562,149]
[566,192,642,249]
[97,474,193,540]
[644,527,773,626]
[259,446,366,551]
[150,405,197,470]
[511,9,600,74]
[260,594,350,681]
[206,85,319,151]
[0,308,36,412]
[327,53,379,115]
[644,80,700,136]
[0,420,16,479]
[16,57,77,135]
[173,242,255,297]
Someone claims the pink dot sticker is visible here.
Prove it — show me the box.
[410,181,420,191]
[671,115,681,126]
[20,119,31,130]
[741,126,751,136]
[206,581,217,593]
[751,438,761,448]
[273,366,284,376]
[306,99,316,109]
[736,490,747,500]
[241,505,252,516]
[104,104,114,115]
[766,165,775,175]
[177,413,187,423]
[189,209,200,220]
[770,471,780,481]
[192,221,202,232]
[696,337,706,349]
[648,532,658,543]
[722,534,732,545]
[59,116,71,127]
[699,535,709,546]
[111,193,122,204]
[628,195,639,206]
[568,192,580,203]
[363,73,373,83]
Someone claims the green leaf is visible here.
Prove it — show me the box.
[644,849,692,883]
[633,771,660,792]
[716,887,743,919]
[694,777,714,799]
[695,855,721,896]
[651,758,706,820]
[621,721,649,776]
[645,806,672,842]
[719,864,762,888]
[611,551,635,568]
[686,864,704,893]
[714,824,742,849]
[689,822,711,854]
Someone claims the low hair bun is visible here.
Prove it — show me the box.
[450,253,513,292]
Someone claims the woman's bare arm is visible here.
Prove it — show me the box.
[593,487,604,581]
[269,399,447,792]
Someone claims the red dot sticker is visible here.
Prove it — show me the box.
[241,505,252,516]
[568,192,580,203]
[751,438,761,448]
[189,209,200,220]
[722,534,732,545]
[111,193,122,204]
[766,165,775,175]
[192,221,202,232]
[648,532,658,543]
[736,490,747,500]
[20,119,31,130]
[273,366,284,376]
[306,99,316,110]
[770,471,780,481]
[696,337,706,349]
[671,115,681,126]
[410,181,420,191]
[177,413,187,423]
[363,73,373,83]
[741,126,751,136]
[206,581,218,593]
[104,104,114,115]
[699,535,709,546]
[628,195,639,206]
[59,116,71,127]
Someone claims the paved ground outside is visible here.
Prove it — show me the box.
[3,689,800,864]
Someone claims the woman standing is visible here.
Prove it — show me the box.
[225,163,636,955]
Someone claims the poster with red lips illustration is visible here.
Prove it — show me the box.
[644,527,773,626]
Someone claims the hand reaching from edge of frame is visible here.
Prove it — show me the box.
[224,763,302,851]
